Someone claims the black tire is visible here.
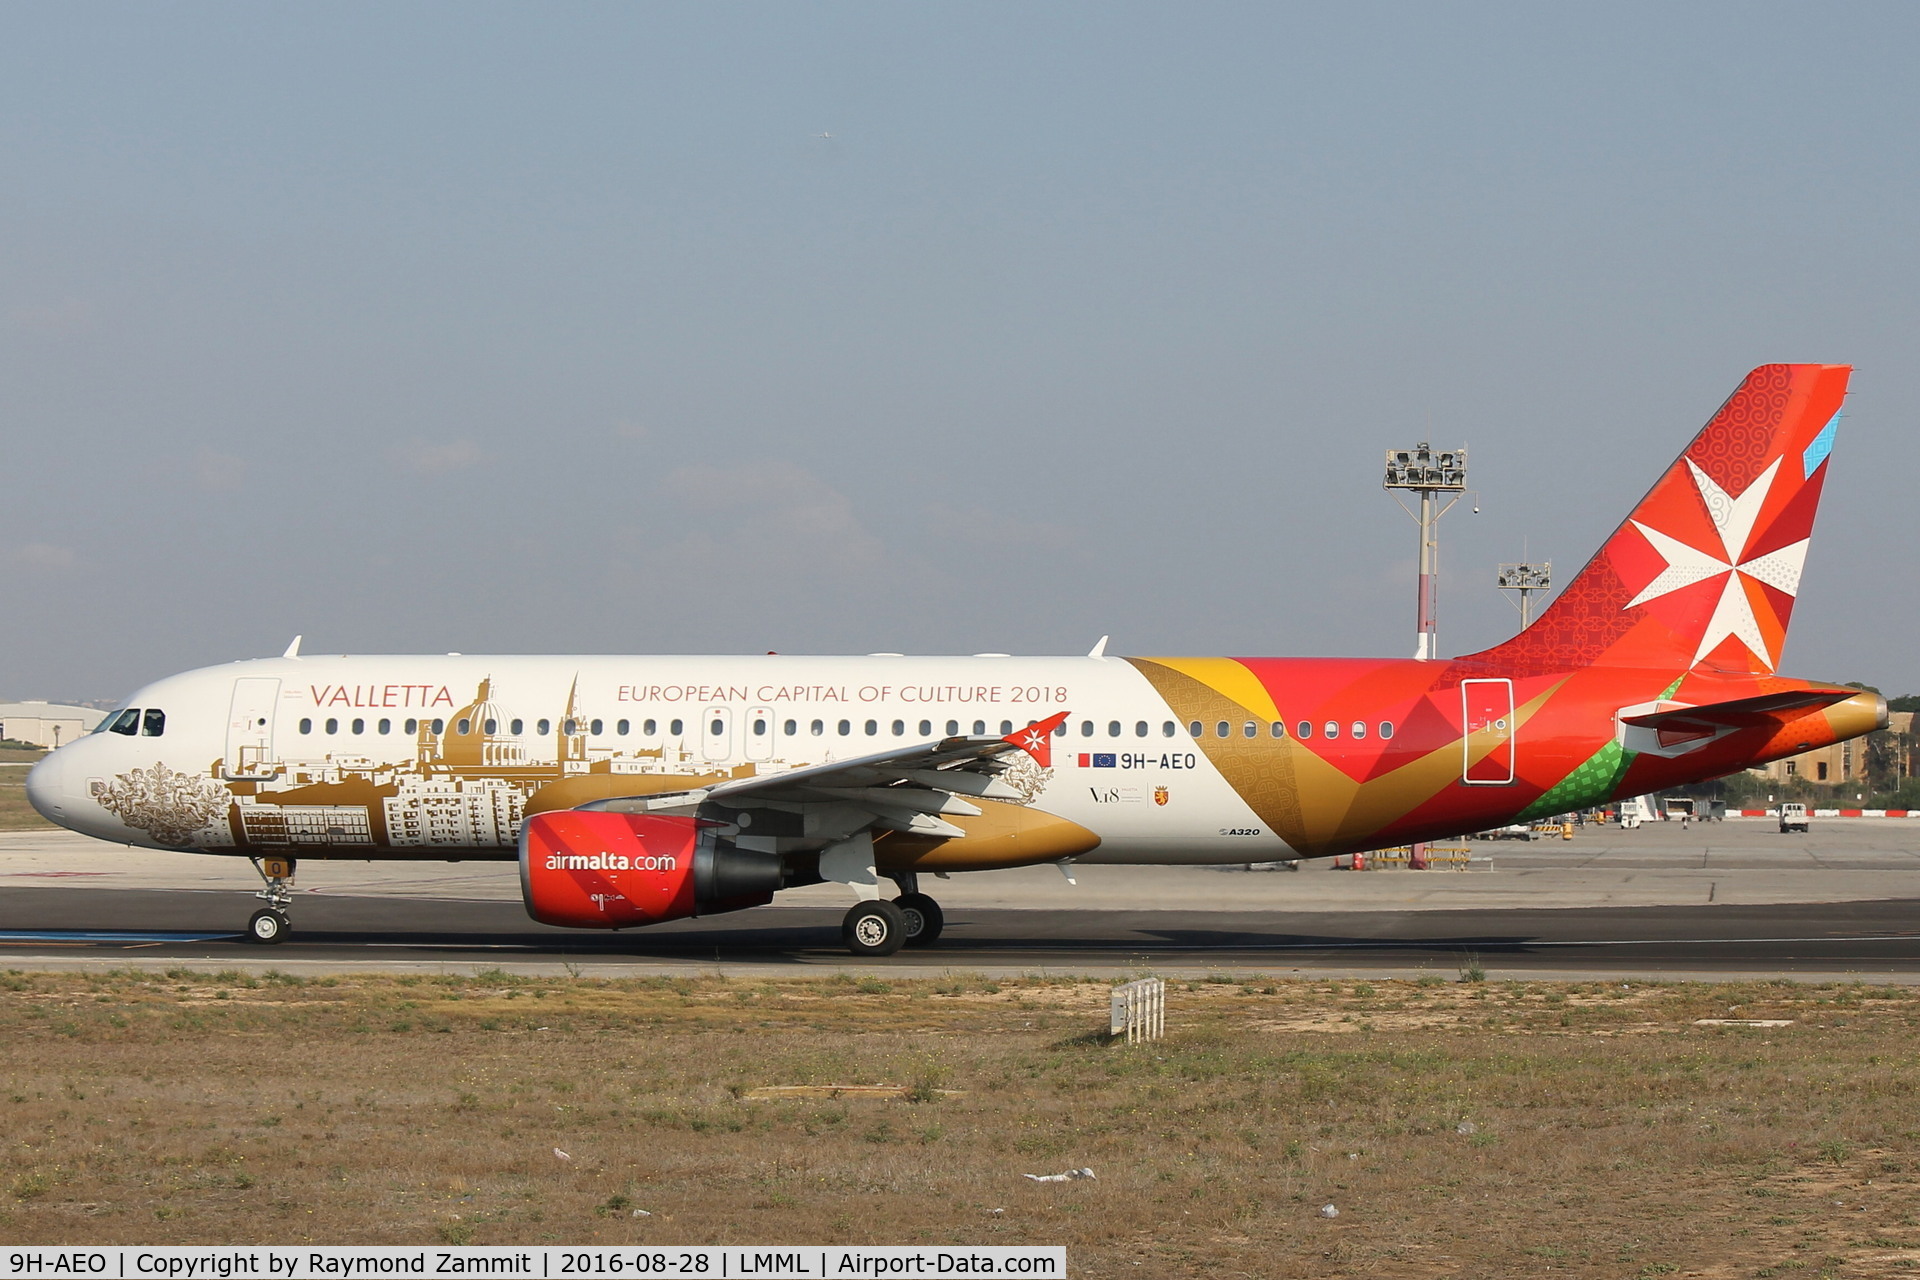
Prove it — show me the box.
[247,909,290,945]
[842,900,907,957]
[894,893,944,947]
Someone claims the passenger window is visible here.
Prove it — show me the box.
[325,718,339,734]
[1135,721,1148,738]
[590,719,604,735]
[918,720,931,736]
[1351,721,1367,740]
[710,718,724,736]
[946,720,960,736]
[752,718,768,737]
[783,719,796,736]
[299,718,313,735]
[484,718,498,734]
[1297,721,1313,739]
[891,720,905,737]
[457,719,472,735]
[1243,721,1257,739]
[973,720,986,735]
[1162,721,1176,738]
[1271,722,1285,738]
[142,709,166,737]
[1001,721,1014,735]
[1080,720,1094,737]
[838,720,851,736]
[1379,721,1395,739]
[644,719,657,735]
[352,718,365,735]
[617,719,630,736]
[431,719,444,735]
[1050,721,1064,737]
[864,720,878,736]
[1324,721,1340,739]
[378,719,391,735]
[537,719,551,735]
[1108,721,1122,738]
[1215,721,1230,738]
[1189,721,1203,738]
[810,719,824,736]
[404,718,418,734]
[107,709,140,735]
[670,719,684,735]
[564,719,577,736]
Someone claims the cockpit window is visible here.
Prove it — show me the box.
[102,709,140,736]
[141,709,166,737]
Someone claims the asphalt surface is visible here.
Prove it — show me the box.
[2,821,1917,979]
[3,883,1920,980]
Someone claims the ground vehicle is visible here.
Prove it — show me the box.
[1779,802,1810,833]
[1618,797,1654,830]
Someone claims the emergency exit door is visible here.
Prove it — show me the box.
[1461,678,1515,785]
[224,678,281,780]
[701,706,733,762]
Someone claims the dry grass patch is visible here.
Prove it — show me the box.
[2,969,1919,1277]
[0,774,55,830]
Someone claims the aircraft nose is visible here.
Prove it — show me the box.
[25,750,70,823]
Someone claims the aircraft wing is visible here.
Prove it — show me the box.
[576,711,1070,840]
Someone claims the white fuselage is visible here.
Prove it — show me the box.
[28,654,1290,864]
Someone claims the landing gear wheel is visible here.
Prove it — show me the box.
[247,909,290,945]
[842,900,907,957]
[894,893,944,947]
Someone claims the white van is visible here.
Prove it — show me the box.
[1778,802,1809,834]
[1618,796,1653,830]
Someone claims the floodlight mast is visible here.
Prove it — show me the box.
[1382,442,1467,660]
[1496,561,1553,629]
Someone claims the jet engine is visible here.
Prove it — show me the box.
[520,810,784,929]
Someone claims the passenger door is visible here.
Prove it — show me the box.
[224,678,281,780]
[1461,678,1515,785]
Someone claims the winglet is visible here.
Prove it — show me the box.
[1004,712,1070,768]
[283,635,303,659]
[1088,635,1109,658]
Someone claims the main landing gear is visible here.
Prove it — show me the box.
[838,879,945,957]
[246,856,296,945]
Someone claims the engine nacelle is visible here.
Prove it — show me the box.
[519,810,782,929]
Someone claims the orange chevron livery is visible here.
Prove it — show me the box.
[27,364,1884,953]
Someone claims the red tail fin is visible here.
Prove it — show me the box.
[1470,364,1850,676]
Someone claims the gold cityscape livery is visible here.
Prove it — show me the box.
[27,365,1886,954]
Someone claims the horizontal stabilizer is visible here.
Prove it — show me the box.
[1620,689,1851,732]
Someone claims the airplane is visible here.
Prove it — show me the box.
[26,363,1885,955]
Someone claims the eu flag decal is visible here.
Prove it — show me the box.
[1092,753,1117,768]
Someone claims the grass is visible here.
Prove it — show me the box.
[1,970,1918,1277]
[0,771,54,830]
[0,746,50,830]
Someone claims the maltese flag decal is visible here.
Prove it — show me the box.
[1004,712,1070,768]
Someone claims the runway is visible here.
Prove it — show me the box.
[2,821,1917,978]
[3,884,1920,978]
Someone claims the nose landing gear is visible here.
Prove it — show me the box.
[246,856,297,945]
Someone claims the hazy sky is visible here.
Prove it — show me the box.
[3,2,1917,703]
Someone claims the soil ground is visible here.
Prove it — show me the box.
[2,969,1918,1277]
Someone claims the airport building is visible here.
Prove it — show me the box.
[1753,710,1915,788]
[0,701,104,749]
